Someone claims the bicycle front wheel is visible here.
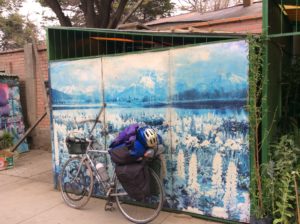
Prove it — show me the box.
[59,156,94,209]
[115,168,164,224]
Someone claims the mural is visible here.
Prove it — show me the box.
[49,40,250,223]
[102,51,174,206]
[49,58,105,185]
[0,75,28,153]
[169,42,249,222]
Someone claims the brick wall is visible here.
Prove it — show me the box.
[0,45,51,150]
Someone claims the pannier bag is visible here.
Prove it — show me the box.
[115,162,150,201]
[108,144,138,165]
[149,158,161,196]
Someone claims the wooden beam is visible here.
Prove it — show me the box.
[11,112,47,152]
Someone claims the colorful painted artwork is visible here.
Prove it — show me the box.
[0,75,28,153]
[49,40,250,223]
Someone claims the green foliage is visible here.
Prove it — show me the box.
[261,135,300,223]
[272,135,300,174]
[273,173,295,224]
[0,1,38,51]
[0,131,14,149]
[247,34,266,218]
[38,0,174,27]
[130,0,175,22]
[0,13,38,51]
[261,160,276,216]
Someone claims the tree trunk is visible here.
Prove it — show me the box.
[86,0,97,27]
[99,0,112,28]
[80,0,97,27]
[108,0,129,28]
[44,0,72,26]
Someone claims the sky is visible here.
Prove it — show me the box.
[19,0,57,39]
[18,0,184,40]
[18,0,261,40]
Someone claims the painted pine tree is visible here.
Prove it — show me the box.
[191,116,196,134]
[212,152,223,196]
[177,149,185,179]
[188,153,200,191]
[223,161,238,213]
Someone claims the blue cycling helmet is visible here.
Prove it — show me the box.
[137,127,158,148]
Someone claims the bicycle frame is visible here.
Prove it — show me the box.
[70,103,129,199]
[87,146,112,191]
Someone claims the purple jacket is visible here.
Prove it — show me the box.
[109,124,139,148]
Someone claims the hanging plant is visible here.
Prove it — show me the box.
[247,34,266,219]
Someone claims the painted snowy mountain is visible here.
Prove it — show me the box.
[172,72,247,101]
[51,88,101,105]
[106,75,168,103]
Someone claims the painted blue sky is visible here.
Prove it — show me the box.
[49,40,249,104]
[171,40,249,96]
[50,58,102,96]
[103,50,169,94]
[102,40,248,101]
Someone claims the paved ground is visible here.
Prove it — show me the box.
[0,150,220,224]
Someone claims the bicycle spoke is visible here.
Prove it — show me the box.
[59,157,94,209]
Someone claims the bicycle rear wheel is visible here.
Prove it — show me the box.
[59,156,94,209]
[115,168,164,224]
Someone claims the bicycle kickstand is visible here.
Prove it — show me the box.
[104,193,115,212]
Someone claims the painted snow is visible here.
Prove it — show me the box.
[49,40,250,223]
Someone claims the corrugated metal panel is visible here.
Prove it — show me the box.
[146,2,262,26]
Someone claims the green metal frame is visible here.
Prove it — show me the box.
[268,31,300,37]
[262,0,299,162]
[46,27,245,61]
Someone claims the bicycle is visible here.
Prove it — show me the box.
[59,104,164,224]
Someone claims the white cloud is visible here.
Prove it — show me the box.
[104,50,168,74]
[20,0,58,39]
[85,86,97,94]
[171,45,211,65]
[103,50,169,88]
[140,76,155,89]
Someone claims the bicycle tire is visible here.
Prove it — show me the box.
[115,167,164,224]
[59,156,94,209]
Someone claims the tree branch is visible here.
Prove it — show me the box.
[120,0,144,25]
[43,0,72,26]
[108,0,129,28]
